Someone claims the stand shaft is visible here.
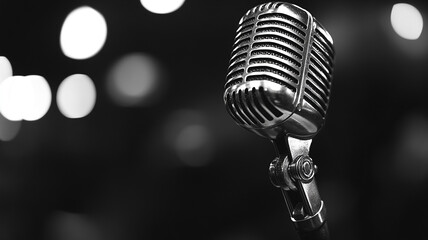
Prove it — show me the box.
[269,135,329,240]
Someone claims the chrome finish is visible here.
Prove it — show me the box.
[293,200,327,232]
[224,2,334,140]
[223,2,333,238]
[269,136,326,232]
[269,155,296,190]
[288,155,316,183]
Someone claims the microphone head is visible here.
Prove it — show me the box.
[224,2,335,140]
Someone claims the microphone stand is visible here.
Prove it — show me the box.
[269,135,330,240]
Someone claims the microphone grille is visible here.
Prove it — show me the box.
[224,2,334,139]
[225,2,307,92]
[304,21,334,118]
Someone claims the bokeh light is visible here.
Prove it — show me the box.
[57,74,96,119]
[164,110,215,167]
[393,114,428,183]
[140,0,185,14]
[0,75,51,121]
[46,211,102,240]
[106,53,164,107]
[391,3,423,40]
[0,56,13,84]
[60,6,107,60]
[0,109,21,141]
[23,75,52,121]
[0,56,13,119]
[175,124,213,167]
[0,76,28,121]
[0,56,20,141]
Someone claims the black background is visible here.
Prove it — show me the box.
[1,0,428,239]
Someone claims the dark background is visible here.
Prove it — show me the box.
[1,0,428,239]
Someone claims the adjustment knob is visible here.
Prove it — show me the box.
[288,155,316,183]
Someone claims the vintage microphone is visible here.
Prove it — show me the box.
[223,2,334,240]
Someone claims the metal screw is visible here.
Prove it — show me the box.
[288,155,315,183]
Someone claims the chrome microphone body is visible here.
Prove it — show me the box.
[223,2,334,239]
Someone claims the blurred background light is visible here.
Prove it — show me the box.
[0,76,30,121]
[57,74,96,119]
[0,114,21,141]
[0,75,52,121]
[175,124,213,167]
[106,53,164,107]
[0,56,20,141]
[46,211,102,240]
[0,56,13,83]
[60,6,108,60]
[391,3,423,40]
[23,75,52,121]
[393,114,428,183]
[0,56,13,118]
[163,110,215,167]
[140,0,185,14]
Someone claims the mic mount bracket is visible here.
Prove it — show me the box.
[269,136,327,233]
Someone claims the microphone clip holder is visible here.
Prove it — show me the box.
[269,136,327,233]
